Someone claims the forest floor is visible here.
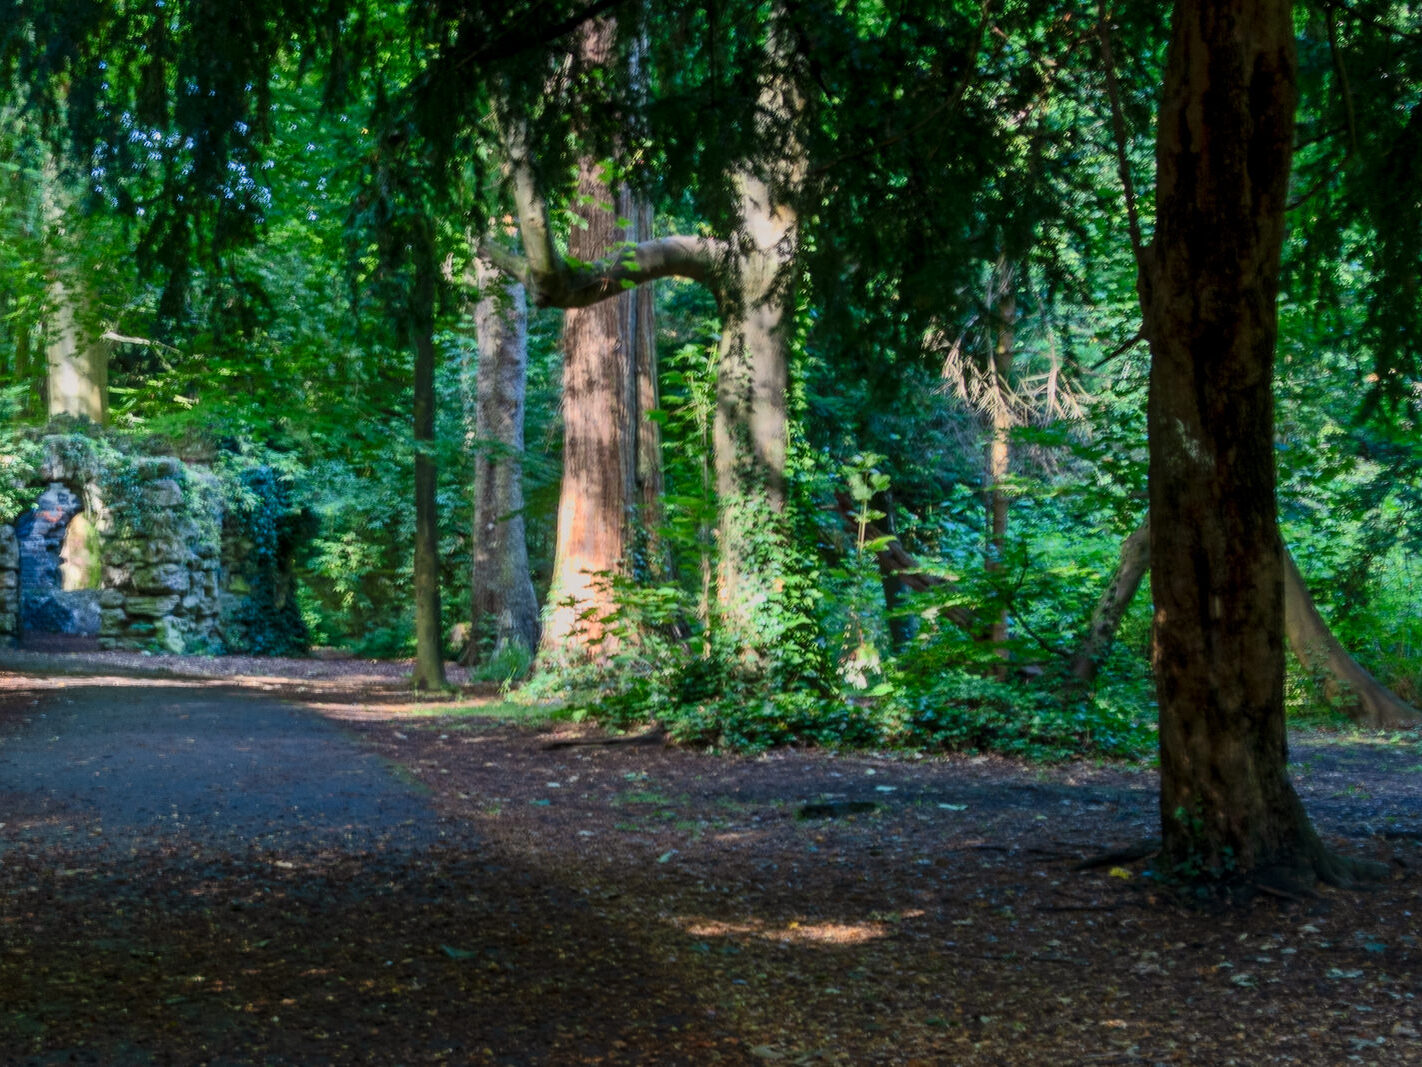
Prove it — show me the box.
[1,647,1422,1065]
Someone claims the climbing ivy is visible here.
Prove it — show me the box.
[220,462,312,656]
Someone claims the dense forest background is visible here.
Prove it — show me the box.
[1,0,1419,888]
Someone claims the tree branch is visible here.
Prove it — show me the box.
[483,106,726,308]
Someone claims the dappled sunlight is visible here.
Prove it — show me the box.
[673,911,925,947]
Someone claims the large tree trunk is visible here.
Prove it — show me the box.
[42,160,108,424]
[1143,0,1377,888]
[409,221,446,691]
[540,153,637,663]
[467,257,541,663]
[538,20,644,665]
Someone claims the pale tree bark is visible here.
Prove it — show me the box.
[467,256,541,662]
[1068,521,1151,684]
[42,161,108,424]
[1282,552,1420,728]
[44,279,109,423]
[408,219,446,691]
[983,258,1016,671]
[1143,0,1380,888]
[1071,521,1421,733]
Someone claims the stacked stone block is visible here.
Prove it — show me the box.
[97,458,224,653]
[0,526,17,644]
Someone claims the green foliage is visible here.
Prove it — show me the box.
[220,460,311,657]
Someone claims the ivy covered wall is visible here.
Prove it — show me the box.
[0,434,310,655]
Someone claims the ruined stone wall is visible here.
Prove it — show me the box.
[97,457,224,653]
[1,438,305,654]
[0,526,17,643]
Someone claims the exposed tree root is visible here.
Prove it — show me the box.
[1075,838,1161,871]
[541,722,669,750]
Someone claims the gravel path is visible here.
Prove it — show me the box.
[0,674,468,856]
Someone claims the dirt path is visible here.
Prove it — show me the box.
[2,655,1422,1065]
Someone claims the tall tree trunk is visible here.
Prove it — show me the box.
[711,24,806,661]
[1143,0,1378,888]
[625,188,665,578]
[539,18,666,665]
[42,160,108,424]
[409,221,446,691]
[984,258,1016,673]
[540,161,636,663]
[467,256,541,663]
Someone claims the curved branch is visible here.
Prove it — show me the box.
[478,233,724,309]
[484,106,725,308]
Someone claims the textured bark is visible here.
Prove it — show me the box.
[1283,552,1422,728]
[1069,522,1151,684]
[409,226,446,691]
[468,258,541,662]
[540,155,636,662]
[625,189,665,577]
[536,17,647,665]
[491,15,802,666]
[712,170,799,643]
[1143,0,1377,888]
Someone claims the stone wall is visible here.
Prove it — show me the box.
[0,441,302,654]
[96,458,223,653]
[0,526,17,644]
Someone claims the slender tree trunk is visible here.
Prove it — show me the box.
[625,188,665,577]
[1283,552,1421,728]
[1143,0,1378,888]
[468,257,541,663]
[409,221,446,691]
[984,258,1016,672]
[1069,521,1151,684]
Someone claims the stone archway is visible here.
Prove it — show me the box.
[14,481,102,643]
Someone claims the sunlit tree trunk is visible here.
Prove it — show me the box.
[408,219,446,690]
[44,279,109,423]
[712,169,799,650]
[42,161,108,424]
[539,19,665,666]
[1143,0,1378,888]
[468,256,541,663]
[540,152,636,663]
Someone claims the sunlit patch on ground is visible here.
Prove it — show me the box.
[674,913,911,946]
